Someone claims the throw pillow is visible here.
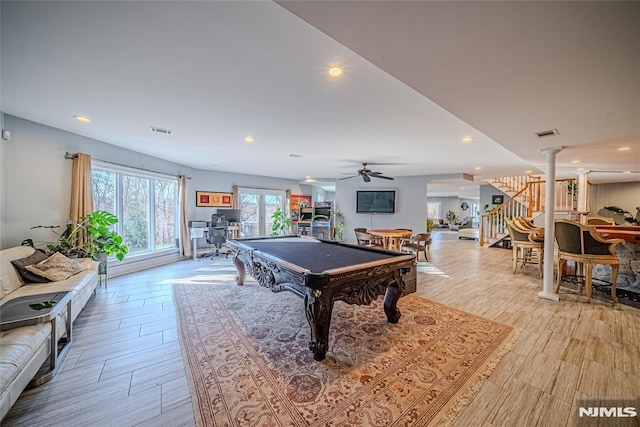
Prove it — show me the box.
[11,250,51,283]
[25,252,87,282]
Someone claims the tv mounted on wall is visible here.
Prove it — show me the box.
[356,190,396,214]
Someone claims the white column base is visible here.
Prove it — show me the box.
[537,291,560,302]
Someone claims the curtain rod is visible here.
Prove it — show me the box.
[65,152,191,179]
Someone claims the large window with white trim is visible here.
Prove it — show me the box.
[427,202,441,220]
[92,163,179,256]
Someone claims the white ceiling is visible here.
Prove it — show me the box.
[2,1,639,195]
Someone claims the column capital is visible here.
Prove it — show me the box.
[541,147,563,155]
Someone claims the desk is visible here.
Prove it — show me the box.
[226,236,416,361]
[367,229,413,251]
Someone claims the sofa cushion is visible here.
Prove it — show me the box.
[0,246,36,299]
[5,264,99,324]
[0,323,52,394]
[10,251,51,284]
[25,253,87,282]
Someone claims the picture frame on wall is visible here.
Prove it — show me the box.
[196,191,233,207]
[492,195,504,205]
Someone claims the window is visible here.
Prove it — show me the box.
[92,162,178,257]
[238,188,286,237]
[427,202,441,220]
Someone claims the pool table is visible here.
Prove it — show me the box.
[226,236,416,361]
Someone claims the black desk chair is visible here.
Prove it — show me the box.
[207,215,229,257]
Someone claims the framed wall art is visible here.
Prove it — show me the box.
[196,191,233,207]
[492,195,504,205]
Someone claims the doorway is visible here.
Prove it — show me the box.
[238,189,286,237]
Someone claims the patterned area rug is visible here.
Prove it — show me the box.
[174,278,516,426]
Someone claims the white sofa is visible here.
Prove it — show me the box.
[458,228,480,240]
[0,246,99,420]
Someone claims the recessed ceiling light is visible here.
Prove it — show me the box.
[618,147,631,151]
[461,136,473,143]
[474,166,481,170]
[525,170,532,174]
[571,160,580,164]
[622,171,631,174]
[73,115,91,123]
[328,65,344,78]
[244,136,254,143]
[576,167,585,171]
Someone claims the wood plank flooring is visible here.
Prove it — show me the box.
[3,232,639,426]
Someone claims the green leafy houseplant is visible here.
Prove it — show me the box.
[271,207,292,236]
[23,210,129,261]
[426,219,434,233]
[445,210,459,225]
[332,210,346,241]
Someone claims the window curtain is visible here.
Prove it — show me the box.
[69,153,94,249]
[232,185,239,209]
[285,189,291,215]
[179,175,191,257]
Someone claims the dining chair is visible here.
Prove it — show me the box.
[585,216,616,226]
[399,233,431,261]
[505,218,544,277]
[554,219,624,303]
[354,231,384,248]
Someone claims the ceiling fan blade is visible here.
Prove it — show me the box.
[371,175,394,180]
[369,171,382,176]
[339,175,358,180]
[362,174,371,183]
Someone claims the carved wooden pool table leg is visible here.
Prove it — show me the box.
[383,271,404,323]
[232,253,245,286]
[304,289,334,361]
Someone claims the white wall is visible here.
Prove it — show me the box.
[335,176,428,244]
[0,115,303,248]
[589,181,640,216]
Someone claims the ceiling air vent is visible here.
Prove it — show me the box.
[150,126,173,135]
[533,128,559,138]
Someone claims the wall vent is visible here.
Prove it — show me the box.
[533,128,559,138]
[150,127,173,135]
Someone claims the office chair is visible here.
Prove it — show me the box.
[207,214,229,257]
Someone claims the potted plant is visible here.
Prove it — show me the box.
[271,207,292,236]
[23,210,129,263]
[426,219,434,233]
[332,210,346,241]
[445,210,459,225]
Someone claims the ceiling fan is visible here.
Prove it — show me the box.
[339,163,395,183]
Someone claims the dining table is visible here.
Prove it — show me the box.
[595,225,640,244]
[366,229,413,251]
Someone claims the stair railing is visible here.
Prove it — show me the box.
[480,177,576,246]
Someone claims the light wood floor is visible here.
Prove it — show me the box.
[3,232,639,426]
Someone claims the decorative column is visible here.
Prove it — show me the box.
[538,147,562,301]
[576,170,590,217]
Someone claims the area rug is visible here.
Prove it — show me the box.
[174,279,517,426]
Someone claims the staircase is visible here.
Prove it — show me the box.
[480,175,578,246]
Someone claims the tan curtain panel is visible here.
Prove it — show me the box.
[285,189,291,215]
[179,175,191,257]
[69,153,94,249]
[232,185,239,209]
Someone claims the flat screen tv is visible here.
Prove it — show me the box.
[356,190,396,214]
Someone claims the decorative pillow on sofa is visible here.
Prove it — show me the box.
[11,250,51,283]
[25,252,87,282]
